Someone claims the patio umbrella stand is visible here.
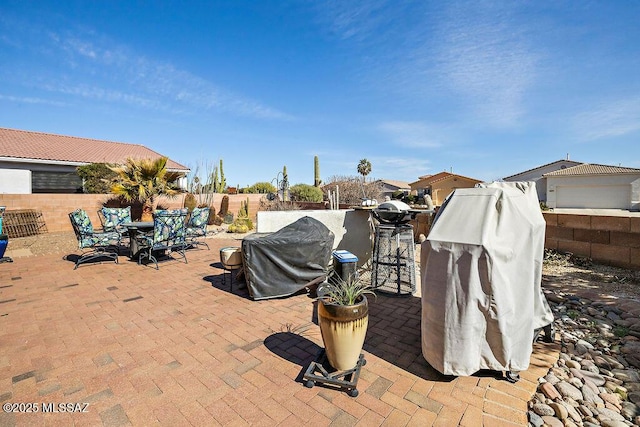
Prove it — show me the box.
[302,350,366,397]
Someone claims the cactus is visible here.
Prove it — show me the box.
[219,159,226,193]
[282,165,289,202]
[213,166,220,193]
[314,156,321,187]
[219,194,229,218]
[183,193,197,211]
[239,197,249,218]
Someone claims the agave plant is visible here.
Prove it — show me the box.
[319,269,376,306]
[109,157,183,221]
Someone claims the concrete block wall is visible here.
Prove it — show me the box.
[544,212,640,270]
[0,193,264,234]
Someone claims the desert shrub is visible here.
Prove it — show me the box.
[259,198,300,211]
[322,175,384,205]
[290,183,323,202]
[246,182,277,194]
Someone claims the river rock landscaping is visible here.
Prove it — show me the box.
[530,252,640,426]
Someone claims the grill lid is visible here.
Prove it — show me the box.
[373,200,412,224]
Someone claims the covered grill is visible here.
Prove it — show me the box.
[420,181,554,377]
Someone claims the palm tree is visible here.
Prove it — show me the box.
[109,157,183,221]
[357,159,372,199]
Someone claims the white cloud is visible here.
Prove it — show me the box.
[367,155,431,182]
[378,121,442,148]
[572,97,640,141]
[8,23,293,120]
[316,0,396,41]
[426,2,538,127]
[0,93,67,107]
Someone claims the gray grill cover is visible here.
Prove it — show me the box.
[242,216,335,300]
[421,181,553,376]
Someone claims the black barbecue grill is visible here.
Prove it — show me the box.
[372,200,412,225]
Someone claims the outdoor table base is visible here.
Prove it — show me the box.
[303,350,365,397]
[122,222,154,259]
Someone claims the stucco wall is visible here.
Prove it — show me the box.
[0,169,31,194]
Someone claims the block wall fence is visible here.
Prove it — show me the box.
[543,212,640,270]
[0,193,265,234]
[1,194,639,270]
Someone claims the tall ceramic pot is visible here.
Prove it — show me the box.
[318,295,369,370]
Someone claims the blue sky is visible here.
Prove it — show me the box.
[1,1,639,188]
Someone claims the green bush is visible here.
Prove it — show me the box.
[246,182,277,194]
[76,163,117,193]
[290,183,323,202]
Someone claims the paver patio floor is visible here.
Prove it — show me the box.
[0,238,559,426]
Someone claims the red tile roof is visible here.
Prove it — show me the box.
[544,163,640,176]
[0,127,189,171]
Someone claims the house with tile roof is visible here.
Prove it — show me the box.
[503,158,583,203]
[409,171,482,206]
[543,163,640,210]
[0,127,189,194]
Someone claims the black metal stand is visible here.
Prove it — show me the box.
[0,257,12,263]
[303,350,366,397]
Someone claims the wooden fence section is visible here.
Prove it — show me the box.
[543,212,640,270]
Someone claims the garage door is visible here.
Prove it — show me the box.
[556,185,630,209]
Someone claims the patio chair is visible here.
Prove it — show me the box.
[98,206,132,253]
[68,209,120,269]
[186,207,210,250]
[136,209,188,269]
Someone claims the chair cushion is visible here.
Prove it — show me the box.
[70,209,94,234]
[188,207,210,227]
[101,206,132,231]
[152,209,188,247]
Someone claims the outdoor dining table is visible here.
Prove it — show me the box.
[121,221,154,259]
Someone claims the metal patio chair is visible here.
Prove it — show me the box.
[136,209,188,269]
[186,207,210,250]
[68,209,120,269]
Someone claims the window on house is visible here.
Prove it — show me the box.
[32,171,83,193]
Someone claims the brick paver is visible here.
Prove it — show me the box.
[0,238,559,426]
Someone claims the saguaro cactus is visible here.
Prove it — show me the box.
[218,159,226,193]
[314,156,321,187]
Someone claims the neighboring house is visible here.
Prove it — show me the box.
[544,163,640,211]
[0,127,189,194]
[377,179,410,199]
[409,172,482,206]
[503,159,583,203]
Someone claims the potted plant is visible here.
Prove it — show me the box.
[317,269,375,371]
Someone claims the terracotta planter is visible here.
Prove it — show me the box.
[318,295,369,370]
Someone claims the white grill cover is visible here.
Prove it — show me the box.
[420,181,553,376]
